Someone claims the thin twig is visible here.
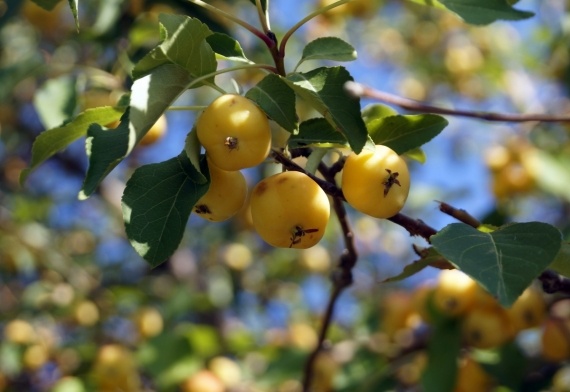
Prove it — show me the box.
[345,81,570,123]
[437,201,482,228]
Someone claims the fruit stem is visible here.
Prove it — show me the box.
[185,0,275,48]
[186,63,278,90]
[279,0,351,60]
[255,0,271,34]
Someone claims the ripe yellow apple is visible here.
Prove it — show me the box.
[342,145,410,219]
[250,171,330,249]
[139,114,167,146]
[196,94,271,171]
[182,369,225,392]
[193,162,247,222]
[134,307,163,339]
[454,356,495,392]
[461,304,514,349]
[507,286,546,332]
[92,344,140,392]
[541,318,570,362]
[432,269,478,317]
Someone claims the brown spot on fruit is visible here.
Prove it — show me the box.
[194,204,211,214]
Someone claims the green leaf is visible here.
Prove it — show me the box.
[404,147,427,163]
[381,247,443,283]
[421,318,462,392]
[67,0,79,31]
[285,66,367,153]
[439,0,534,25]
[361,103,398,123]
[245,74,297,133]
[298,37,357,67]
[431,222,562,307]
[80,64,193,198]
[477,342,526,390]
[132,14,216,81]
[183,128,207,184]
[549,242,570,278]
[367,114,448,155]
[33,75,77,129]
[122,152,210,267]
[31,0,62,10]
[206,32,249,62]
[287,118,347,149]
[20,106,125,184]
[248,0,267,11]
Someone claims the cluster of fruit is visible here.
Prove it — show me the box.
[382,269,570,390]
[194,94,411,249]
[484,139,536,200]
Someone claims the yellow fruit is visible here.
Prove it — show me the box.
[182,370,225,392]
[411,284,435,323]
[541,318,570,362]
[288,323,318,351]
[139,114,167,146]
[341,145,410,219]
[507,287,546,332]
[311,351,339,392]
[208,357,242,388]
[4,319,36,344]
[196,94,271,171]
[250,171,330,249]
[552,365,570,392]
[193,162,247,222]
[23,344,49,370]
[381,291,415,338]
[74,300,100,327]
[134,307,163,339]
[454,356,494,392]
[433,270,478,317]
[462,304,514,349]
[92,344,140,392]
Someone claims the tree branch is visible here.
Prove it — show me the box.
[345,81,570,123]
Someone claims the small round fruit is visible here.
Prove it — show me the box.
[507,287,546,332]
[92,344,140,391]
[541,318,570,362]
[196,94,271,171]
[134,307,163,339]
[193,163,247,222]
[461,305,514,349]
[433,269,478,317]
[182,370,225,392]
[341,145,410,219]
[139,115,167,146]
[454,356,495,392]
[250,171,330,249]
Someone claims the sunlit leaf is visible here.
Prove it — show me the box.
[367,114,448,155]
[80,64,193,198]
[431,222,562,307]
[298,37,357,67]
[20,106,125,184]
[207,32,249,62]
[33,75,77,129]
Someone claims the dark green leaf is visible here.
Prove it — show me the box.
[285,66,367,153]
[132,14,216,81]
[421,318,462,392]
[248,0,267,11]
[20,106,125,184]
[67,0,79,30]
[33,75,77,129]
[80,64,193,198]
[206,32,249,62]
[31,0,62,10]
[478,342,526,390]
[288,118,347,149]
[439,0,534,25]
[183,128,207,184]
[368,114,448,155]
[245,74,297,132]
[431,222,562,307]
[122,152,210,267]
[299,37,357,66]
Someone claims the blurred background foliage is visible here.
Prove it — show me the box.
[1,0,570,391]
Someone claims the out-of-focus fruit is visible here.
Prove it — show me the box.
[181,369,225,392]
[134,307,163,339]
[209,356,242,388]
[462,304,514,349]
[4,319,36,344]
[507,287,546,332]
[541,318,570,362]
[432,270,478,317]
[92,344,140,392]
[454,356,495,392]
[74,300,100,327]
[139,115,167,146]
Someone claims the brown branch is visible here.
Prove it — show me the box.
[345,81,570,123]
[437,201,481,228]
